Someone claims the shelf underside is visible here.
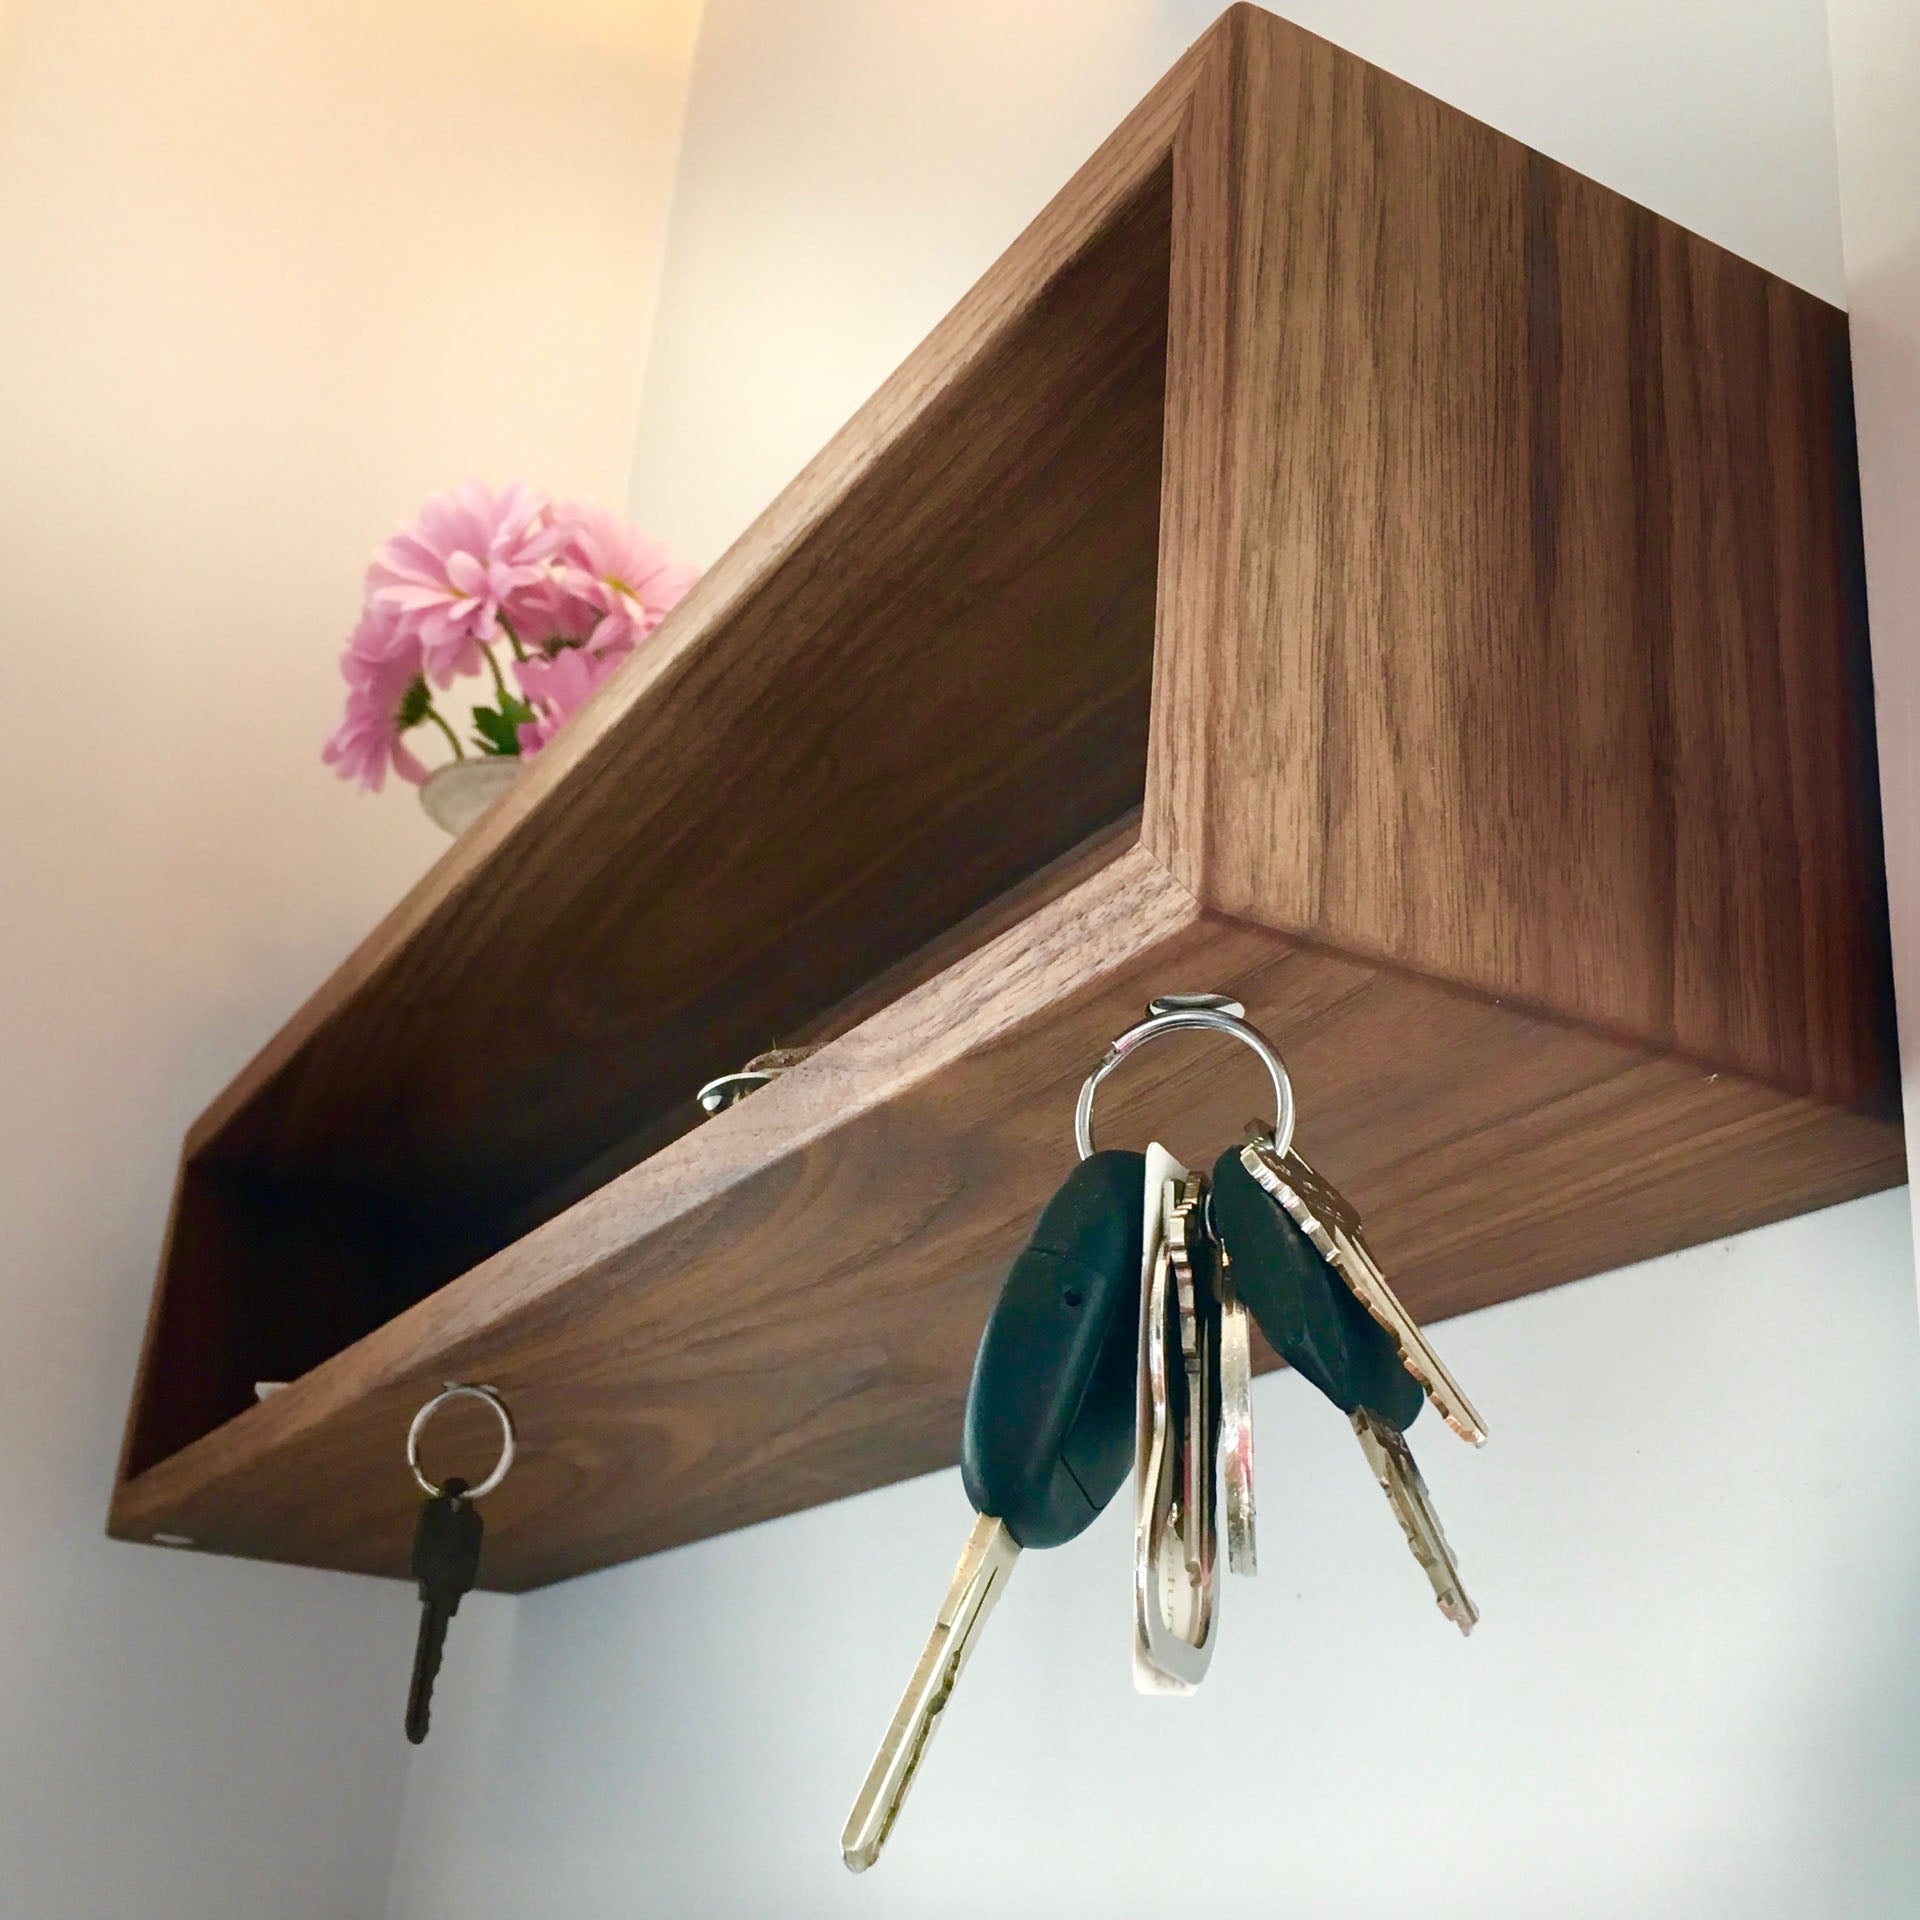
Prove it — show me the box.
[112,7,1901,1589]
[110,838,1901,1590]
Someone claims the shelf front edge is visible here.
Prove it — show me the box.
[109,837,1900,1589]
[109,840,1217,1585]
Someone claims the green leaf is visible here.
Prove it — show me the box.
[470,700,530,757]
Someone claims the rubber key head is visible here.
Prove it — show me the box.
[962,1150,1145,1549]
[1210,1149,1422,1430]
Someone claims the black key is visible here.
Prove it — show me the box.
[1210,1148,1423,1429]
[962,1149,1146,1547]
[405,1476,484,1745]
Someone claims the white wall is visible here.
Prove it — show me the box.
[387,1193,1920,1919]
[5,1,1903,1912]
[629,0,1846,572]
[383,4,1920,1916]
[1828,0,1920,1264]
[0,2,699,1912]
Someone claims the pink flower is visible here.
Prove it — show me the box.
[322,630,432,791]
[551,501,698,655]
[499,572,601,656]
[323,486,699,793]
[367,482,562,685]
[513,645,624,754]
[340,596,411,665]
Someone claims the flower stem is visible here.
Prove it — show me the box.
[424,704,466,760]
[497,612,529,663]
[481,640,514,707]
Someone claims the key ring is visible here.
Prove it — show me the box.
[1075,997,1295,1161]
[407,1383,516,1501]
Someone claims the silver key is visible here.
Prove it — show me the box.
[1351,1408,1478,1635]
[1168,1172,1215,1579]
[1214,1234,1258,1575]
[1135,1155,1217,1690]
[841,1513,1021,1871]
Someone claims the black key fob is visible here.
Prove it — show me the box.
[962,1150,1144,1548]
[1210,1148,1422,1429]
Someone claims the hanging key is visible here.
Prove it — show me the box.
[1212,1146,1478,1632]
[1167,1169,1219,1587]
[1235,1129,1481,1626]
[1352,1408,1478,1633]
[1213,1230,1257,1576]
[401,1382,516,1744]
[406,1477,483,1743]
[1211,1145,1423,1429]
[842,1149,1145,1872]
[1133,1153,1219,1691]
[1240,1129,1486,1444]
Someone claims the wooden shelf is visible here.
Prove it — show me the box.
[110,5,1900,1590]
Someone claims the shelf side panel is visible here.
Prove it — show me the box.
[1148,5,1895,1113]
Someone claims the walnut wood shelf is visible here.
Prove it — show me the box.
[110,5,1900,1590]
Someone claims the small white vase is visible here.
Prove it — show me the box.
[420,758,521,836]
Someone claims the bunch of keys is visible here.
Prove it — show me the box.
[1082,995,1487,1666]
[402,1382,515,1744]
[842,995,1488,1866]
[1076,998,1277,1689]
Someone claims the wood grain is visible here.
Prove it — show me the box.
[1148,5,1893,1109]
[119,54,1199,1479]
[109,840,1900,1588]
[113,6,1901,1575]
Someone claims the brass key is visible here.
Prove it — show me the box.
[1352,1408,1478,1634]
[1241,1132,1487,1446]
[843,1150,1145,1869]
[843,1513,1021,1870]
[1212,1146,1477,1632]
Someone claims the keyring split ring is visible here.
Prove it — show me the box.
[1074,1001,1295,1161]
[407,1383,516,1501]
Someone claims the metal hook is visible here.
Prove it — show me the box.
[1074,995,1295,1162]
[696,1045,820,1115]
[407,1383,517,1501]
